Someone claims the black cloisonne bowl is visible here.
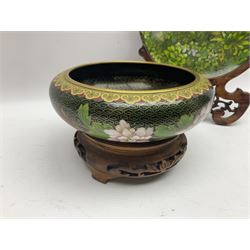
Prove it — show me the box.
[49,61,214,143]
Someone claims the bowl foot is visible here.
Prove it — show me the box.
[74,131,187,184]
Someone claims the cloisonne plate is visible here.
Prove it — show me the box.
[140,31,250,79]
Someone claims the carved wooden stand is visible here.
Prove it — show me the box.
[209,60,250,125]
[74,131,187,183]
[139,46,250,125]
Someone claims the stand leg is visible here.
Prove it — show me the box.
[90,167,113,184]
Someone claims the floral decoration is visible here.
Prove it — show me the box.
[77,103,210,142]
[141,31,250,77]
[104,120,154,142]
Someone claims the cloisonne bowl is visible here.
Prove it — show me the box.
[49,61,214,143]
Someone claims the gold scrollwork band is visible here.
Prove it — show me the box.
[53,71,211,104]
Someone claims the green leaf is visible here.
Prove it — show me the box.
[153,114,195,140]
[77,104,91,128]
[77,103,115,140]
[210,37,223,42]
[102,123,113,130]
[90,121,113,139]
[92,121,112,130]
[89,127,110,139]
[154,124,177,139]
[177,114,194,129]
[241,40,250,46]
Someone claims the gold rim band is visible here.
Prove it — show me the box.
[52,61,212,104]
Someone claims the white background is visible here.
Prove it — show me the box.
[0,31,249,218]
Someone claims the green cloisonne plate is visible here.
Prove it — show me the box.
[140,31,250,78]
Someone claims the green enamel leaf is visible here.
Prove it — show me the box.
[77,104,113,139]
[91,121,113,139]
[153,114,195,139]
[154,124,177,139]
[241,40,250,46]
[210,37,223,42]
[89,128,110,140]
[78,104,91,128]
[92,122,112,130]
[177,114,194,129]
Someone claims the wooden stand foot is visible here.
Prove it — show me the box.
[90,168,113,184]
[74,131,187,183]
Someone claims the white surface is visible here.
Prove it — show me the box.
[0,32,249,218]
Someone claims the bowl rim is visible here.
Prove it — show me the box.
[64,60,202,94]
